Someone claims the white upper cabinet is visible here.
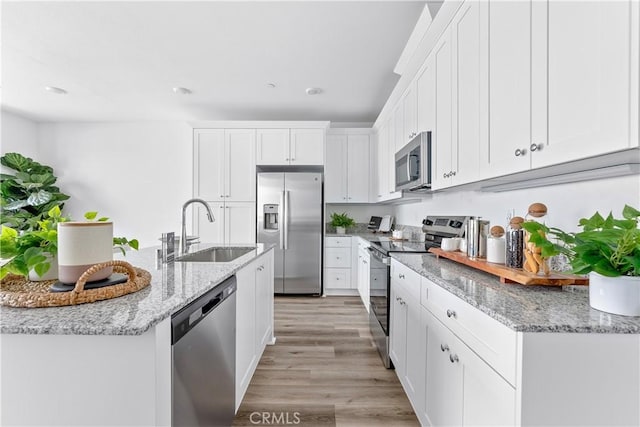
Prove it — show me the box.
[416,55,436,136]
[194,129,256,202]
[290,129,325,165]
[432,31,454,190]
[532,0,638,167]
[324,134,348,202]
[403,81,418,144]
[325,132,371,203]
[393,102,405,153]
[256,128,324,165]
[484,0,639,178]
[256,129,290,166]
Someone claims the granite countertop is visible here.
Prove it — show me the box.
[0,243,275,336]
[391,252,640,334]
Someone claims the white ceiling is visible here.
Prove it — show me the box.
[2,1,426,124]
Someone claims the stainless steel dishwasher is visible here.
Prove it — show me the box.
[172,275,236,427]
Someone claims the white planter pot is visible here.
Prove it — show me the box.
[589,272,640,316]
[57,222,113,284]
[335,226,346,234]
[28,254,58,281]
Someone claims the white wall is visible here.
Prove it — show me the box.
[393,174,640,233]
[1,110,39,157]
[37,122,192,248]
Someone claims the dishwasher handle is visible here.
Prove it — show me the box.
[171,275,237,345]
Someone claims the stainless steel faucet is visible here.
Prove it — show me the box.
[181,198,215,254]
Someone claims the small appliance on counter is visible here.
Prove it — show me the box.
[421,215,470,249]
[378,215,394,233]
[368,216,382,231]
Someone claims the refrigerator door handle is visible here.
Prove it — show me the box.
[279,191,285,250]
[284,190,290,250]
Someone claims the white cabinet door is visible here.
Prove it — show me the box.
[450,0,484,186]
[324,135,348,203]
[357,247,370,312]
[424,308,463,427]
[393,102,405,153]
[194,129,225,201]
[484,0,532,178]
[226,202,256,245]
[226,129,256,202]
[255,250,274,350]
[417,54,436,136]
[235,263,257,410]
[346,134,370,202]
[432,31,454,190]
[290,129,324,165]
[532,0,637,167]
[389,283,407,376]
[256,129,290,165]
[403,81,418,142]
[376,125,389,201]
[404,289,425,416]
[196,202,225,244]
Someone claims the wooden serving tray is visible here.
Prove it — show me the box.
[429,248,589,286]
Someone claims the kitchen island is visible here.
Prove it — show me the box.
[0,243,275,426]
[389,252,640,426]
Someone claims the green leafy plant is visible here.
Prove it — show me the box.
[0,206,139,279]
[522,205,640,277]
[330,212,356,229]
[0,152,70,231]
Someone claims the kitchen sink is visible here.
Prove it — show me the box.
[176,246,255,263]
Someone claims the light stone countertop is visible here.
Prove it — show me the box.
[0,243,275,336]
[391,252,640,334]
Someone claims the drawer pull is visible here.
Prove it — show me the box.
[400,300,406,306]
[440,343,449,352]
[446,309,457,319]
[449,354,459,364]
[399,274,405,279]
[396,296,401,301]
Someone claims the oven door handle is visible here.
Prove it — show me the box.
[367,247,390,265]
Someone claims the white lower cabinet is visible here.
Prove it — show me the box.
[356,238,371,311]
[324,236,355,295]
[423,307,515,426]
[235,249,274,412]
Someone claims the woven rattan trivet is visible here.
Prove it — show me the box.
[0,260,151,308]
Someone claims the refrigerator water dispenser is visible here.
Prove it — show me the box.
[263,204,279,230]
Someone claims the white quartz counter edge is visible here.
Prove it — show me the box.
[391,252,640,334]
[0,243,276,336]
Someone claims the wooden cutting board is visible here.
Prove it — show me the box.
[429,248,589,286]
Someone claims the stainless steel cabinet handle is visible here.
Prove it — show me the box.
[446,309,456,318]
[399,274,405,279]
[451,171,456,176]
[291,158,295,161]
[400,300,406,306]
[440,344,449,352]
[530,143,542,152]
[443,172,448,178]
[514,148,527,157]
[396,296,401,301]
[225,195,229,198]
[449,354,459,363]
[363,260,368,264]
[220,195,224,198]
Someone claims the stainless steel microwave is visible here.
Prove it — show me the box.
[395,131,432,191]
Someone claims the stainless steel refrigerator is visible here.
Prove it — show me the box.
[257,172,322,294]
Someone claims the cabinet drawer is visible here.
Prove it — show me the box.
[324,268,352,289]
[422,278,517,386]
[325,247,351,268]
[326,236,352,247]
[391,260,421,301]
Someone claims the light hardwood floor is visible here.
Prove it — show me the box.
[233,296,419,427]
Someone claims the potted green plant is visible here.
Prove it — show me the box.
[0,152,70,232]
[522,205,640,316]
[330,212,356,234]
[0,206,139,281]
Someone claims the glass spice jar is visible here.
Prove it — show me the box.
[506,216,525,268]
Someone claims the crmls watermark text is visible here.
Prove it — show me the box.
[249,411,301,425]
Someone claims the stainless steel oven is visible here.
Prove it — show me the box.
[368,245,391,368]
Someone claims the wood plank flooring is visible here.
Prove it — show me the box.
[233,296,419,427]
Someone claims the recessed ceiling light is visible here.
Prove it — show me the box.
[45,86,67,95]
[267,83,276,89]
[173,87,192,95]
[305,87,322,95]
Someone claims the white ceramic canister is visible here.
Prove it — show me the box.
[57,222,113,284]
[487,236,506,264]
